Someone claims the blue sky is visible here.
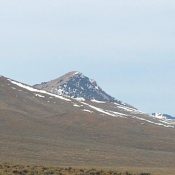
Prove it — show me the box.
[0,0,175,115]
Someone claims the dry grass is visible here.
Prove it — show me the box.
[0,163,152,175]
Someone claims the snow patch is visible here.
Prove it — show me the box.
[9,80,71,102]
[74,71,80,75]
[35,94,45,98]
[73,104,81,107]
[152,113,166,120]
[131,115,174,128]
[81,102,117,117]
[75,97,85,101]
[83,109,93,113]
[56,89,64,95]
[91,99,106,104]
[106,110,127,117]
[114,103,144,114]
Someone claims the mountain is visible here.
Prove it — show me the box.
[34,71,133,108]
[152,113,175,120]
[0,75,175,168]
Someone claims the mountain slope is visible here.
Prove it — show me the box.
[0,75,175,167]
[34,71,132,107]
[152,113,175,120]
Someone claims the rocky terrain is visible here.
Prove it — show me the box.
[152,113,175,120]
[34,71,132,107]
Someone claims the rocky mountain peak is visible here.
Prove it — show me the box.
[34,71,118,103]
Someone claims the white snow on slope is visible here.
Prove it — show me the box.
[35,94,45,98]
[81,102,174,128]
[8,79,174,128]
[9,80,71,102]
[106,110,127,117]
[83,109,93,113]
[131,115,174,128]
[75,97,85,101]
[73,104,81,107]
[91,99,106,103]
[152,113,166,120]
[114,103,144,114]
[74,71,80,75]
[115,104,136,112]
[81,102,119,117]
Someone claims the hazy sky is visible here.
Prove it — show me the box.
[0,0,175,115]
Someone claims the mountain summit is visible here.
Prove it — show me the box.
[34,71,122,103]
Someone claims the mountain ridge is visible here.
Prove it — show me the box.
[34,71,135,109]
